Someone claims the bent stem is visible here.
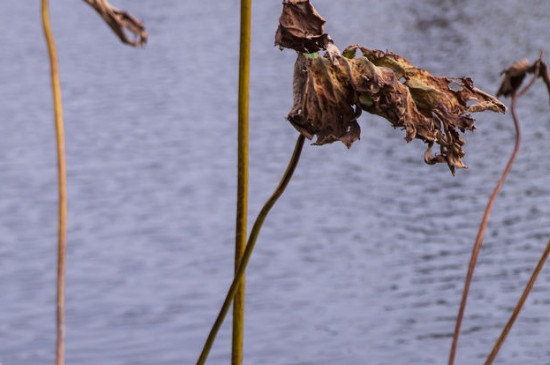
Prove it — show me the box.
[448,73,540,365]
[484,239,550,364]
[197,134,306,365]
[42,1,68,365]
[233,0,252,364]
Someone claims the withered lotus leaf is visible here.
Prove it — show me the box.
[286,44,505,174]
[351,45,506,173]
[288,52,361,148]
[497,55,550,105]
[540,60,550,104]
[278,0,505,174]
[83,0,147,47]
[275,0,331,53]
[496,58,531,97]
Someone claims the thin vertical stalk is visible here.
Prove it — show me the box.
[197,135,305,365]
[485,239,550,364]
[233,0,251,364]
[41,1,68,364]
[448,72,540,364]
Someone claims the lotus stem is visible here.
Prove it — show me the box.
[484,239,550,364]
[448,71,541,364]
[41,1,68,364]
[197,134,305,365]
[232,0,252,364]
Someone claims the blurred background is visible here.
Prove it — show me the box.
[1,0,550,364]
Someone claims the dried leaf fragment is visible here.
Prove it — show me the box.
[275,0,331,53]
[83,0,147,47]
[497,58,531,97]
[497,54,550,105]
[348,45,506,173]
[288,52,361,148]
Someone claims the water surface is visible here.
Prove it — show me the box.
[1,1,550,364]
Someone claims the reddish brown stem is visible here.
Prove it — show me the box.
[484,239,550,364]
[447,89,526,365]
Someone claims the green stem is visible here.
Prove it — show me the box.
[41,1,68,365]
[232,0,251,364]
[197,134,306,365]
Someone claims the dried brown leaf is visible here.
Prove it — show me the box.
[497,55,550,106]
[275,0,331,53]
[350,45,506,173]
[286,45,506,173]
[277,0,506,174]
[496,58,531,97]
[538,60,550,105]
[83,0,147,47]
[288,53,361,148]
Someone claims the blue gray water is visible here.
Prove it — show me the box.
[1,1,550,364]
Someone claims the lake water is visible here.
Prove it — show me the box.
[1,1,550,364]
